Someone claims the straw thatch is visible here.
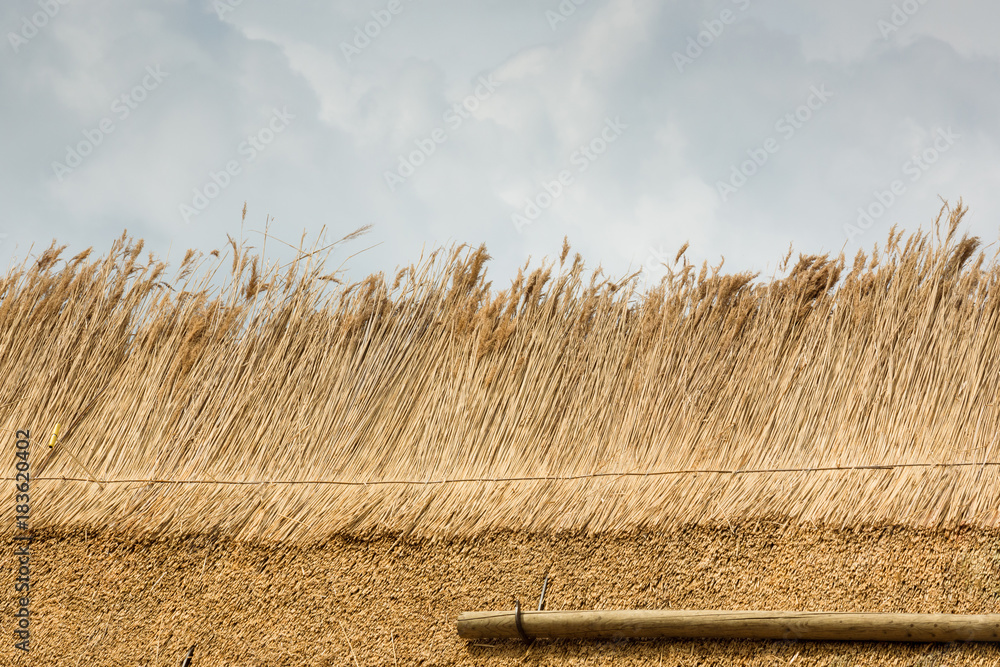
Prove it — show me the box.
[9,524,1000,665]
[3,201,1000,542]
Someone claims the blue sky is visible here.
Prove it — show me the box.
[3,0,998,289]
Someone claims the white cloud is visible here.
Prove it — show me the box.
[2,0,999,291]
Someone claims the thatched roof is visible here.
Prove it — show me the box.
[3,203,999,542]
[6,202,1000,664]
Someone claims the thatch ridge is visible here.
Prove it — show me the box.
[3,201,1000,541]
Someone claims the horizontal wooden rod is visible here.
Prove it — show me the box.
[456,609,1000,642]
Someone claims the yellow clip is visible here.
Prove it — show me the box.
[48,423,60,449]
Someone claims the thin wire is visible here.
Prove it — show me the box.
[6,460,998,487]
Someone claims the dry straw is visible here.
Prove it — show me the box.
[2,201,1000,542]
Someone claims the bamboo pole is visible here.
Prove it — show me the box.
[456,610,1000,642]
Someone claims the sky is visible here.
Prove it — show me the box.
[3,0,999,292]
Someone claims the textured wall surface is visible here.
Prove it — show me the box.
[5,524,1000,666]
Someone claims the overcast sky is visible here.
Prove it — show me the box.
[3,0,999,291]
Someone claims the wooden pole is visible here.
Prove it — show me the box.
[456,609,1000,642]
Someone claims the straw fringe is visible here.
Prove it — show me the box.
[3,201,1000,541]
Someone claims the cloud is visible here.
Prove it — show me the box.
[2,0,999,291]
